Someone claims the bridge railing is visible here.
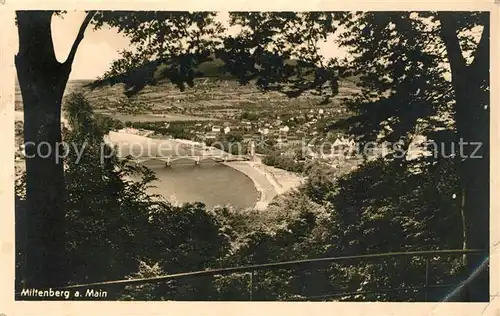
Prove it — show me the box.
[48,249,486,301]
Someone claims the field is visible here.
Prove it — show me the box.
[97,112,215,123]
[15,73,360,124]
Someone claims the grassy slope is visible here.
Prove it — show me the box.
[82,59,360,116]
[15,59,362,123]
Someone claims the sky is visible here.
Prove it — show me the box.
[13,11,481,81]
[51,11,131,80]
[42,11,348,80]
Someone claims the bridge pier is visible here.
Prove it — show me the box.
[195,157,200,166]
[165,157,171,167]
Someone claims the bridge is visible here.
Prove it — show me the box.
[122,153,252,166]
[120,141,257,167]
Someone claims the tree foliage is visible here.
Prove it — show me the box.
[16,93,231,298]
[89,12,346,102]
[15,10,489,301]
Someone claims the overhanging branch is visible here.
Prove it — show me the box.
[438,13,467,85]
[63,10,97,67]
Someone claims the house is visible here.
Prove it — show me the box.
[277,136,287,144]
[205,132,218,140]
[348,139,356,148]
[287,135,302,145]
[279,125,290,133]
[333,136,356,152]
[258,128,270,135]
[307,151,319,159]
[223,126,231,134]
[211,126,221,133]
[333,138,345,148]
[243,134,254,142]
[268,129,279,137]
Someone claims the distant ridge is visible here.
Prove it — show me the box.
[86,56,361,96]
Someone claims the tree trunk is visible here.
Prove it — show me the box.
[454,71,489,302]
[16,11,72,288]
[439,12,490,302]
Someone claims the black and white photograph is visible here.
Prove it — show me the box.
[5,7,495,305]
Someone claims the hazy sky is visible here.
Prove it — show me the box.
[51,11,131,80]
[34,11,348,80]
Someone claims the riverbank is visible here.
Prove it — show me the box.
[222,160,304,210]
[222,161,276,210]
[254,163,305,195]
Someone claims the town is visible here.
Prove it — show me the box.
[16,76,369,174]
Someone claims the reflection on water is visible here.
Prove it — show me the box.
[139,159,259,209]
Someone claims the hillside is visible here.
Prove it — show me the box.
[15,57,362,124]
[83,56,361,116]
[81,76,359,123]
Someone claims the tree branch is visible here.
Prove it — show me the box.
[438,13,467,84]
[63,11,96,67]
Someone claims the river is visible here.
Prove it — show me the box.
[104,131,261,209]
[138,159,259,209]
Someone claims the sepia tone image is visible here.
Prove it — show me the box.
[13,10,490,302]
